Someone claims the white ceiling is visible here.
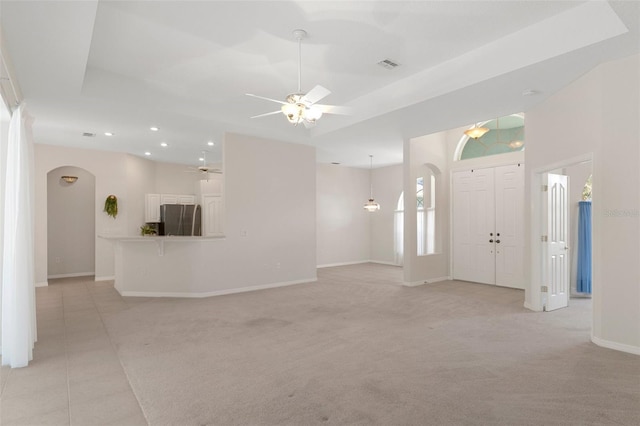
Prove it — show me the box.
[1,1,639,168]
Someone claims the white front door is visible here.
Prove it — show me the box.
[494,164,525,288]
[544,173,570,311]
[453,168,495,284]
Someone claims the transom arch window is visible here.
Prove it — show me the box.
[455,114,525,161]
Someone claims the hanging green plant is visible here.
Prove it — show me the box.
[104,195,118,219]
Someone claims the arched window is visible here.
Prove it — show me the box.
[394,164,440,264]
[417,165,438,255]
[455,114,525,161]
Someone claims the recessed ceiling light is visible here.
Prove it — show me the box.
[199,157,204,162]
[150,126,159,132]
[160,142,168,147]
[522,89,539,96]
[104,132,114,136]
[144,152,151,156]
[207,141,214,146]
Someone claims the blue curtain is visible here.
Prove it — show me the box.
[577,201,592,293]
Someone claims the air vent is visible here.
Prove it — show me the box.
[331,162,341,165]
[377,59,400,70]
[82,132,96,137]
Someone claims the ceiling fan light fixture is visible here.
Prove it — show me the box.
[282,103,303,123]
[464,124,490,139]
[305,105,323,121]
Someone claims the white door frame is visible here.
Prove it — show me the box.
[529,153,593,312]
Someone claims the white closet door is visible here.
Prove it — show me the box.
[453,168,495,284]
[545,173,569,311]
[494,164,525,289]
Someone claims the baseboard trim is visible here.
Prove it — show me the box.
[523,301,542,311]
[47,272,94,279]
[403,276,451,287]
[317,260,402,268]
[95,275,115,282]
[591,335,640,356]
[368,260,402,267]
[317,261,369,268]
[117,277,317,299]
[35,281,48,287]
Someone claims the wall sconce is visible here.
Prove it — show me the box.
[61,176,78,184]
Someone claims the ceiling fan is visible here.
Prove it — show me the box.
[186,151,222,181]
[246,29,351,128]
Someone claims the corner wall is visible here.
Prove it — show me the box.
[35,145,130,284]
[370,164,403,264]
[526,54,640,353]
[316,164,370,267]
[404,132,450,284]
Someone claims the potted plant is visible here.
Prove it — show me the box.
[140,224,157,236]
[104,195,118,218]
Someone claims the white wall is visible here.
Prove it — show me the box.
[370,164,403,264]
[124,155,156,236]
[316,164,370,266]
[34,145,214,284]
[35,144,130,284]
[47,166,95,277]
[115,132,317,294]
[402,132,450,284]
[526,54,640,353]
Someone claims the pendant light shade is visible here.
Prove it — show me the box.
[464,123,489,139]
[364,155,380,212]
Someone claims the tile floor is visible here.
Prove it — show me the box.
[1,276,148,425]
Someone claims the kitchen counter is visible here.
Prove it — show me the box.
[99,234,314,299]
[99,235,224,256]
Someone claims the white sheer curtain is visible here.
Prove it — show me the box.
[1,103,37,368]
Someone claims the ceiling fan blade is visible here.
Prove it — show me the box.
[250,110,282,119]
[301,85,331,105]
[246,93,287,105]
[315,104,352,115]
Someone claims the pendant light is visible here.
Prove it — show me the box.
[364,155,380,212]
[464,122,489,139]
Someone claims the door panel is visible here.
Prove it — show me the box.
[453,169,495,284]
[495,164,525,288]
[545,173,569,311]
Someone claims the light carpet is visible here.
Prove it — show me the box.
[100,263,640,426]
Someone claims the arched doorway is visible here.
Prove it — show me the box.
[47,166,96,279]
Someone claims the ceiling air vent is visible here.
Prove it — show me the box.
[82,132,96,137]
[377,59,400,70]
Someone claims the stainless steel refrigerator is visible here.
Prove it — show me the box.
[159,204,202,236]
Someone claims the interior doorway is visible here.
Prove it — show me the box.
[47,166,96,279]
[533,155,593,312]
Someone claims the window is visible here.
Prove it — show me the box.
[417,172,436,256]
[456,114,525,161]
[394,164,439,264]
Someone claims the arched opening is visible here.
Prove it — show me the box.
[47,166,96,279]
[455,114,525,161]
[394,163,441,265]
